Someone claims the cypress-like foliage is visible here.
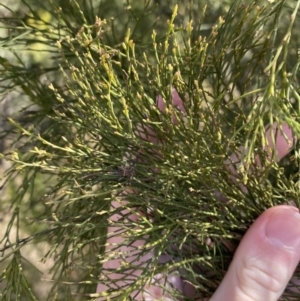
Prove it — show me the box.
[0,0,300,300]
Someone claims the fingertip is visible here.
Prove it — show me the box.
[265,122,296,161]
[171,88,185,113]
[156,89,185,113]
[156,94,166,112]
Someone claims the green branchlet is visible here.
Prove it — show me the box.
[0,0,300,300]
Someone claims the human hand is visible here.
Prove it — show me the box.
[96,90,298,301]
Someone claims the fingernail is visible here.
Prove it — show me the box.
[266,207,300,250]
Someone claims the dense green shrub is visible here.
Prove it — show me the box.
[0,0,300,300]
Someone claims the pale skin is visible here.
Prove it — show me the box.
[96,90,300,301]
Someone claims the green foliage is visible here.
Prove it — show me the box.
[0,0,300,300]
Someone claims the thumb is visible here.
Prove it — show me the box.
[210,205,300,301]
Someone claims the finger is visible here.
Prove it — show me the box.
[220,122,296,201]
[227,122,295,177]
[97,89,186,299]
[96,199,184,300]
[209,205,300,301]
[156,88,186,124]
[265,123,295,161]
[136,88,186,144]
